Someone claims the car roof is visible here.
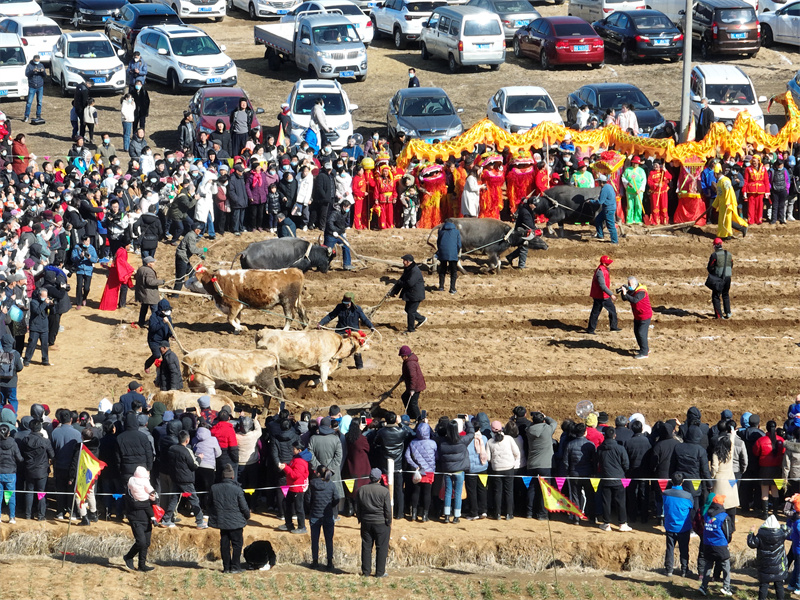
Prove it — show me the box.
[580,83,644,93]
[498,86,552,97]
[311,0,360,5]
[293,78,343,92]
[2,15,60,26]
[147,24,204,37]
[697,0,755,8]
[197,86,247,97]
[694,63,749,84]
[128,3,179,14]
[0,32,21,46]
[541,16,591,24]
[301,13,353,24]
[63,31,108,40]
[396,86,449,98]
[434,5,495,16]
[617,8,672,18]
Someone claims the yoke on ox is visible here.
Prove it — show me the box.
[190,265,309,333]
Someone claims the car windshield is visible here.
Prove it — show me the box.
[406,2,444,13]
[0,45,24,65]
[325,4,362,14]
[22,25,61,36]
[67,40,114,59]
[136,14,183,26]
[505,94,555,114]
[401,95,454,117]
[293,92,346,116]
[718,8,755,23]
[171,35,220,57]
[553,22,595,36]
[0,0,30,4]
[312,23,359,44]
[705,83,755,105]
[596,89,652,110]
[202,95,249,116]
[632,14,673,29]
[464,19,502,35]
[492,0,534,12]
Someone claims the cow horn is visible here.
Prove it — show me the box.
[316,233,322,245]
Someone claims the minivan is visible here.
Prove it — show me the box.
[567,0,645,23]
[419,5,505,72]
[692,0,760,58]
[689,64,767,130]
[654,0,756,23]
[0,32,29,99]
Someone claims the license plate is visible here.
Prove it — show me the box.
[39,51,50,57]
[206,77,221,83]
[654,38,669,45]
[277,8,288,13]
[367,2,375,5]
[477,43,490,49]
[340,70,354,77]
[639,132,649,138]
[424,137,436,144]
[731,32,745,39]
[102,16,110,21]
[0,90,7,97]
[355,22,360,27]
[91,77,106,83]
[514,20,528,27]
[574,44,589,51]
[199,6,212,11]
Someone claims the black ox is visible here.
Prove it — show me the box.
[531,185,606,237]
[232,238,335,273]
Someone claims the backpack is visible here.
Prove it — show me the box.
[0,351,16,379]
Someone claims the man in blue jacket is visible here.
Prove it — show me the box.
[436,221,461,293]
[318,292,374,369]
[663,472,695,577]
[71,235,98,308]
[23,54,45,123]
[593,174,618,244]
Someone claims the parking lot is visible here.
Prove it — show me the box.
[7,2,800,159]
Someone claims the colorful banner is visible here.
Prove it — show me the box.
[75,445,106,506]
[540,477,587,521]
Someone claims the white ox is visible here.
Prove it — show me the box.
[181,348,280,402]
[255,329,368,392]
[150,390,236,413]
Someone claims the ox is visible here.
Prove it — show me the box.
[428,217,547,273]
[149,390,236,414]
[531,185,606,238]
[182,348,280,401]
[189,265,308,332]
[255,329,368,392]
[233,238,335,273]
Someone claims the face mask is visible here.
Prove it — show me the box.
[103,139,110,145]
[408,73,414,78]
[269,169,275,174]
[287,176,293,182]
[135,85,141,91]
[373,135,379,141]
[167,157,175,163]
[291,161,298,167]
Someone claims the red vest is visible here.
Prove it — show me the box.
[630,285,652,320]
[590,265,611,300]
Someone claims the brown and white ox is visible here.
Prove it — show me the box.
[254,329,369,392]
[181,348,280,401]
[191,265,308,333]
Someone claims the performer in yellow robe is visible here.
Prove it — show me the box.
[712,164,748,240]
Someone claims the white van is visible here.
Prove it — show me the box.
[567,0,645,23]
[419,5,505,73]
[689,64,766,129]
[0,33,28,99]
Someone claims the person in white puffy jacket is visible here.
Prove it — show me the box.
[294,164,314,230]
[195,168,218,239]
[486,420,520,520]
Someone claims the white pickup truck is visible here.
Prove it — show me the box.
[254,14,368,81]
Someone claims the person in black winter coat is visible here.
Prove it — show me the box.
[0,333,24,413]
[435,221,461,293]
[18,419,53,519]
[624,419,652,523]
[209,462,250,573]
[98,419,124,519]
[318,292,374,369]
[312,162,335,230]
[670,426,711,507]
[131,83,149,132]
[155,343,182,391]
[596,427,631,531]
[374,412,414,519]
[506,196,537,269]
[23,288,51,366]
[324,203,353,270]
[0,423,22,522]
[747,516,788,600]
[68,427,101,525]
[115,411,154,481]
[228,165,248,235]
[42,269,66,349]
[135,208,164,260]
[678,406,710,452]
[388,254,427,333]
[73,80,91,138]
[307,465,340,570]
[146,299,173,372]
[561,422,596,523]
[162,431,205,528]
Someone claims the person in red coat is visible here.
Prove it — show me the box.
[279,441,311,533]
[587,255,620,334]
[585,413,604,447]
[210,407,239,482]
[753,420,785,518]
[647,160,672,226]
[745,155,769,225]
[99,244,135,311]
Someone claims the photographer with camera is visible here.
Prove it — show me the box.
[70,235,98,308]
[618,276,652,360]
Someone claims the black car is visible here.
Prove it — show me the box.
[105,3,182,58]
[42,0,129,29]
[566,83,665,136]
[592,9,683,64]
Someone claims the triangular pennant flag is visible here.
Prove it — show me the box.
[522,476,533,488]
[343,479,354,493]
[112,494,124,500]
[181,492,192,498]
[621,478,631,488]
[775,479,785,490]
[37,492,46,500]
[658,479,669,492]
[280,486,289,497]
[43,156,50,161]
[555,477,566,491]
[227,158,234,168]
[729,480,737,488]
[478,474,488,487]
[2,490,11,504]
[590,478,600,492]
[539,477,587,520]
[244,489,255,495]
[692,480,701,490]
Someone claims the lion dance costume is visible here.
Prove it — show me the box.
[477,152,504,219]
[371,152,397,229]
[416,161,447,229]
[505,149,535,213]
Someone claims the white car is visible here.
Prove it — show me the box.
[0,32,27,98]
[371,0,446,49]
[229,0,299,19]
[760,0,800,46]
[153,0,226,21]
[0,16,61,64]
[487,86,564,133]
[286,78,358,150]
[689,64,766,130]
[50,31,126,96]
[281,0,373,45]
[760,0,788,12]
[0,0,41,18]
[135,25,236,92]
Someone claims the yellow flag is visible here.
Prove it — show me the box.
[775,479,786,490]
[344,479,355,492]
[590,478,600,492]
[478,474,488,487]
[75,445,106,506]
[244,489,255,495]
[539,477,587,520]
[692,480,701,490]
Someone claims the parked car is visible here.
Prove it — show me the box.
[419,5,505,72]
[657,0,756,21]
[690,63,766,129]
[189,86,265,142]
[592,9,682,62]
[0,32,28,98]
[280,0,373,45]
[41,0,127,29]
[487,85,564,132]
[387,86,464,142]
[229,0,300,20]
[789,69,800,106]
[759,0,800,46]
[512,16,603,69]
[567,0,644,23]
[285,78,357,150]
[465,0,539,39]
[134,24,236,91]
[50,31,126,95]
[371,0,446,48]
[152,0,226,21]
[691,0,760,59]
[0,15,61,63]
[105,3,183,58]
[0,0,42,18]
[566,82,665,135]
[761,0,790,12]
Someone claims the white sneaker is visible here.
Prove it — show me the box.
[8,518,15,524]
[259,564,271,571]
[600,523,612,532]
[619,523,632,532]
[792,590,800,597]
[302,226,308,231]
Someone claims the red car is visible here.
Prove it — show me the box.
[188,87,266,145]
[512,16,604,70]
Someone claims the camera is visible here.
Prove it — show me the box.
[615,287,625,295]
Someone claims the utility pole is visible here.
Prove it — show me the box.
[679,0,694,139]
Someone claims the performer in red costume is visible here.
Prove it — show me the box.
[478,152,504,219]
[372,152,397,229]
[416,161,447,229]
[505,149,535,214]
